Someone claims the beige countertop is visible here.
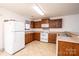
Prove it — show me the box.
[25,29,64,33]
[25,30,62,33]
[57,34,79,44]
[25,30,79,44]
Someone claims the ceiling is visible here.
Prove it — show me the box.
[0,3,79,20]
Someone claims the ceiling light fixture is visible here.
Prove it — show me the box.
[32,4,44,16]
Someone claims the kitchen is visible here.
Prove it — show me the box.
[0,3,79,56]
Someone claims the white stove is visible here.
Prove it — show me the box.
[40,32,48,42]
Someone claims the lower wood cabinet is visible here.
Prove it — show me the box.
[48,33,56,43]
[58,41,79,56]
[33,32,40,41]
[25,33,33,44]
[25,32,57,44]
[73,43,79,56]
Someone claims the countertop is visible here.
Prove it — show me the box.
[57,33,79,44]
[25,30,79,44]
[25,30,62,33]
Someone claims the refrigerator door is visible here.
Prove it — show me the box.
[4,21,15,54]
[13,31,25,53]
[12,21,25,53]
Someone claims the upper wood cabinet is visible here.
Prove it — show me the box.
[30,21,34,28]
[42,18,49,24]
[30,18,62,28]
[49,19,62,28]
[48,33,56,43]
[33,21,41,28]
[31,21,41,28]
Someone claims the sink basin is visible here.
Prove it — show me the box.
[58,33,72,37]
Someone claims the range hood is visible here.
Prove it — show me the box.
[41,24,49,29]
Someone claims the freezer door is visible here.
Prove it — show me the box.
[14,22,25,31]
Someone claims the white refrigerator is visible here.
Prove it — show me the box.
[4,20,25,54]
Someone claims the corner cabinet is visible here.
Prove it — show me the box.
[25,33,34,44]
[58,41,79,56]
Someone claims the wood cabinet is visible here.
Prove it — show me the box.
[48,33,56,43]
[33,21,41,28]
[49,19,62,28]
[58,41,79,56]
[42,19,49,24]
[73,43,79,56]
[25,33,34,44]
[33,32,40,41]
[31,18,62,28]
[31,21,34,28]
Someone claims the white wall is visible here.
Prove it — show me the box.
[0,8,25,50]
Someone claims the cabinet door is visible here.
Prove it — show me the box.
[34,22,37,28]
[42,19,49,24]
[49,20,57,28]
[34,32,40,41]
[34,21,41,28]
[73,43,79,56]
[29,33,33,42]
[37,21,41,28]
[25,33,33,44]
[58,41,74,56]
[31,21,34,28]
[48,33,56,43]
[49,19,62,28]
[25,33,30,44]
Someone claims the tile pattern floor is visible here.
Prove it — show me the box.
[0,41,56,56]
